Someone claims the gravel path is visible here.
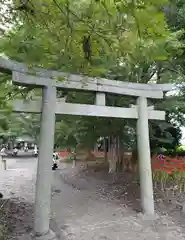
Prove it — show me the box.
[57,164,185,240]
[0,159,185,239]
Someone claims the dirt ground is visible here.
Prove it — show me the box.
[0,159,185,239]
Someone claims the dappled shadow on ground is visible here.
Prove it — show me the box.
[68,168,142,210]
[60,163,185,230]
[0,198,34,239]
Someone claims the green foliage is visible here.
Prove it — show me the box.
[153,169,185,193]
[55,118,77,148]
[0,113,40,142]
[0,0,180,73]
[150,118,182,153]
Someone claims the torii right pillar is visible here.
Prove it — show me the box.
[137,96,154,215]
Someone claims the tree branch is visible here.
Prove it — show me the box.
[131,0,141,38]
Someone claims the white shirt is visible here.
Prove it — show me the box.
[0,148,7,156]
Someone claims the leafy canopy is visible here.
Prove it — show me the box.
[1,0,178,76]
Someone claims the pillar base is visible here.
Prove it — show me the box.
[32,230,57,240]
[18,230,57,240]
[137,212,159,221]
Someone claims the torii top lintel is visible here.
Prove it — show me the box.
[0,56,174,99]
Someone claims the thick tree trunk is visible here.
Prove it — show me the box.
[130,148,139,181]
[104,138,108,162]
[108,136,118,173]
[115,136,119,172]
[104,148,108,162]
[122,152,130,172]
[108,159,117,173]
[76,147,93,169]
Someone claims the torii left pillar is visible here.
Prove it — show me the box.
[33,85,57,240]
[137,97,154,215]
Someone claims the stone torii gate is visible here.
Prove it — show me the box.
[0,57,173,240]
